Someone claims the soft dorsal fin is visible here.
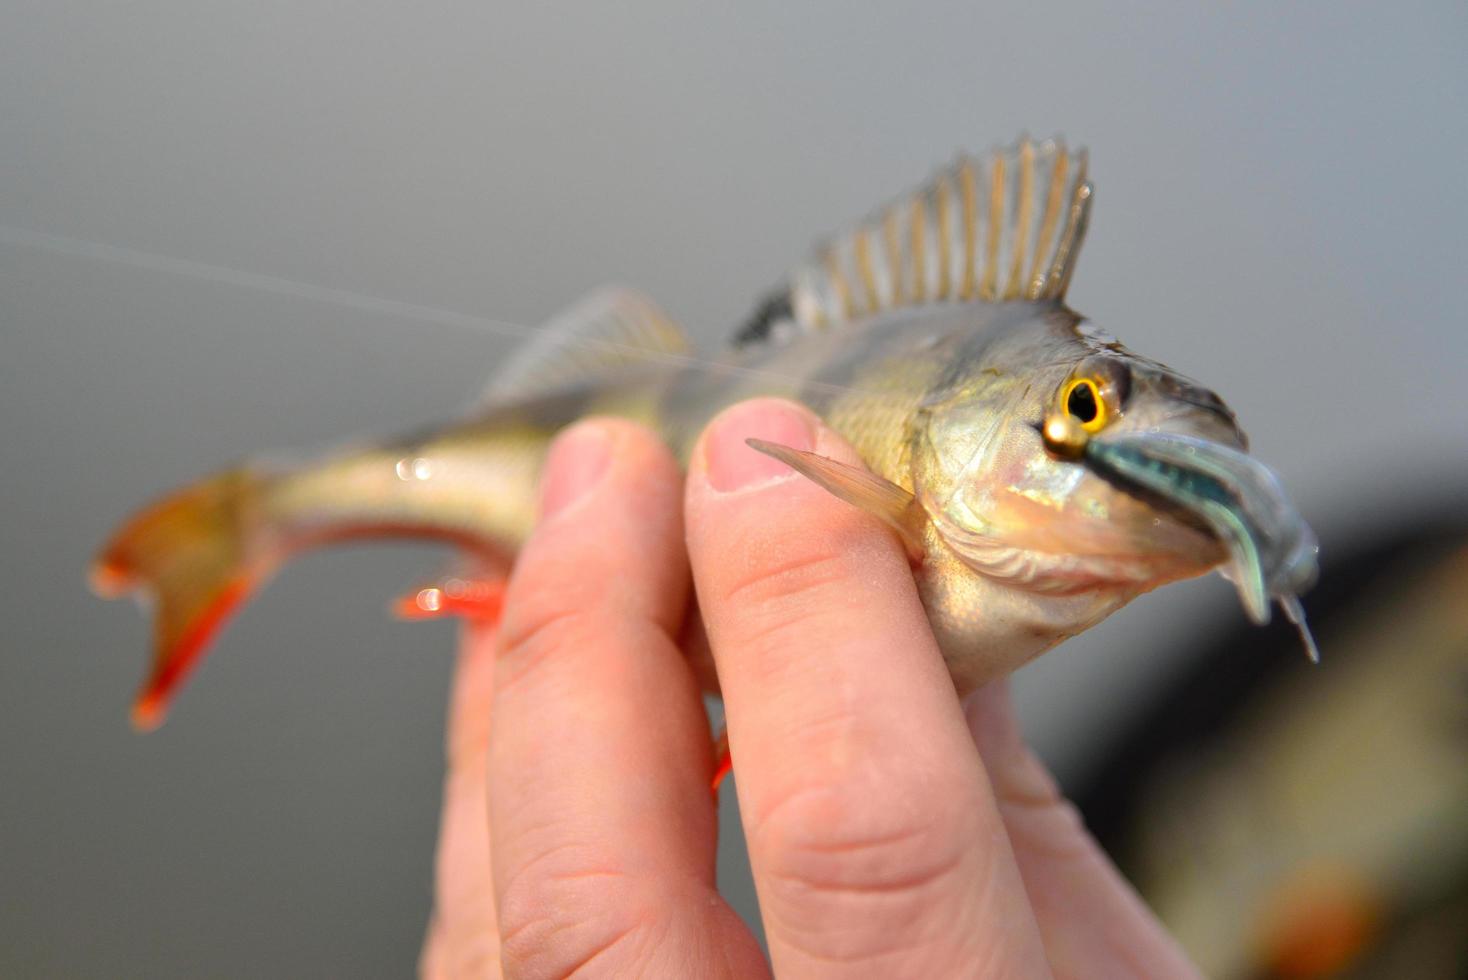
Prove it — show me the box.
[480,287,691,404]
[735,136,1092,346]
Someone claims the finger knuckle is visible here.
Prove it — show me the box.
[751,778,970,928]
[494,596,589,692]
[716,545,856,644]
[496,841,654,978]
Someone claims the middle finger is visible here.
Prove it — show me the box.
[487,419,765,979]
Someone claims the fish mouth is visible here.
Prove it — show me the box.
[1082,431,1321,660]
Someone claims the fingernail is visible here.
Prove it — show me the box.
[539,422,613,520]
[703,400,815,492]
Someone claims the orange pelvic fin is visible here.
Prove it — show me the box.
[391,570,506,622]
[711,726,732,797]
[90,469,269,731]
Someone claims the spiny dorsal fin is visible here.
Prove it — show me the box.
[479,287,691,404]
[735,137,1092,346]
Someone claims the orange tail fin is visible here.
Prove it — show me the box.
[90,470,270,731]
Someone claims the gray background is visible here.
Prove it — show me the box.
[3,2,1464,976]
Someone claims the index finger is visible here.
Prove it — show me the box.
[685,399,1051,978]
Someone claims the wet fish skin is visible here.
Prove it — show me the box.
[95,297,1252,717]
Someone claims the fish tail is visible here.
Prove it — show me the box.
[90,468,274,731]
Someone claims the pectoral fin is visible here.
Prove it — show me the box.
[746,438,925,559]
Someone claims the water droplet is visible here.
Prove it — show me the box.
[416,588,443,613]
[396,456,435,480]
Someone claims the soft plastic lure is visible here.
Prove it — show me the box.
[1080,432,1319,660]
[93,136,1318,729]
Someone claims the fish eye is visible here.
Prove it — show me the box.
[1063,378,1106,432]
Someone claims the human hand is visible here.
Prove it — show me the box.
[419,399,1201,978]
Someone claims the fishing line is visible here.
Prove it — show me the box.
[0,223,879,400]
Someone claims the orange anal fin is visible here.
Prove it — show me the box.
[711,726,732,798]
[392,576,506,622]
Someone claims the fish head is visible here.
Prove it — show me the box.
[916,316,1316,647]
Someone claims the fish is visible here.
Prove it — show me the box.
[91,136,1319,730]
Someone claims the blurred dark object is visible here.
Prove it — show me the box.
[1075,509,1468,979]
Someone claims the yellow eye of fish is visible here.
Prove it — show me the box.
[1063,378,1107,432]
